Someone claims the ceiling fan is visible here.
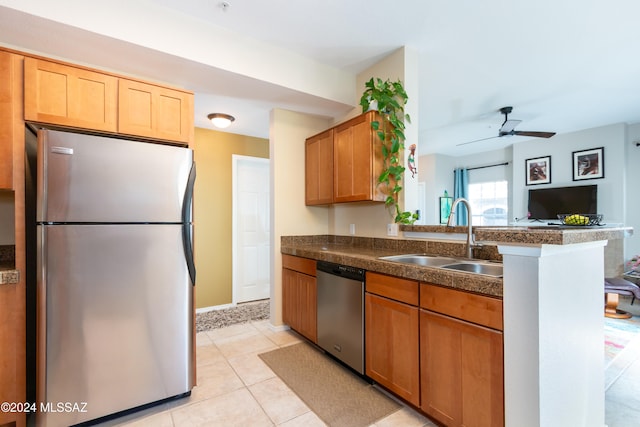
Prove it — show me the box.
[457,106,556,146]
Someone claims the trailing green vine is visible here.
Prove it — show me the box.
[359,77,418,224]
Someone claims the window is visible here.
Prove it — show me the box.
[468,181,508,225]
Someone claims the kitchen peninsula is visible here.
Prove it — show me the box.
[281,224,632,427]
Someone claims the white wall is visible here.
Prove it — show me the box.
[330,47,420,237]
[270,109,332,326]
[626,123,640,262]
[417,147,511,224]
[512,123,626,224]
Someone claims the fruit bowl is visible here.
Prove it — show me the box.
[557,213,603,226]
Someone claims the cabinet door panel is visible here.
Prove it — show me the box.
[24,57,118,132]
[282,267,317,343]
[119,79,193,144]
[334,115,373,202]
[421,310,504,427]
[0,51,22,190]
[298,273,317,343]
[305,129,333,205]
[366,293,419,405]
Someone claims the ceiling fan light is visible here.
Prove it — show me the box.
[208,113,235,128]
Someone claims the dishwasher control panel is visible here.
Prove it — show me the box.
[316,261,365,281]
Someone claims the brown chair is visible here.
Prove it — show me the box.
[605,277,640,319]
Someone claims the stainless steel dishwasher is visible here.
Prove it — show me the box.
[316,260,366,374]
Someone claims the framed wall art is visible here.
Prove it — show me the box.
[525,156,551,185]
[573,147,604,180]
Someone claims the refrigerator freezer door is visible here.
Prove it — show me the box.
[37,130,193,223]
[37,224,193,427]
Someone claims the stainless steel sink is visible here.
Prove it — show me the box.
[379,254,460,267]
[440,262,503,277]
[379,254,503,277]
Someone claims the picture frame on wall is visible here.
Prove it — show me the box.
[573,147,604,180]
[525,156,551,185]
[439,197,453,224]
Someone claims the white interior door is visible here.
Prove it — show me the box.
[233,155,270,303]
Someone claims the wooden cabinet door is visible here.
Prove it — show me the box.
[119,79,194,144]
[297,272,317,343]
[0,51,22,190]
[282,268,298,328]
[282,268,317,343]
[365,293,420,406]
[305,129,333,205]
[334,113,375,202]
[420,310,504,427]
[24,57,118,132]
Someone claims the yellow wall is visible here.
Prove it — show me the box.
[192,127,269,309]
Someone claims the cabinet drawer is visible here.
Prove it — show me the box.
[420,283,503,331]
[366,272,419,306]
[282,254,316,277]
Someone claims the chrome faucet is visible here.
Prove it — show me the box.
[446,198,475,258]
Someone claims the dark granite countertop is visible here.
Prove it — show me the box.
[281,235,503,298]
[281,226,633,298]
[402,224,633,245]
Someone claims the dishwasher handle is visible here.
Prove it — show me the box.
[317,261,365,282]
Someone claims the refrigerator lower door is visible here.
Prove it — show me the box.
[37,224,193,427]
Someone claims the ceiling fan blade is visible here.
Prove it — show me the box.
[513,131,556,138]
[499,119,521,134]
[456,135,500,146]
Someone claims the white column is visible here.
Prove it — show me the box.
[499,241,606,427]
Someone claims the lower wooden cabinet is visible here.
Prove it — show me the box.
[365,293,420,406]
[365,272,420,406]
[282,255,317,343]
[420,284,504,427]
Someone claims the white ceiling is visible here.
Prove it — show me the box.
[1,0,640,156]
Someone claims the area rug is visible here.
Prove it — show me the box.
[605,315,640,367]
[259,342,401,427]
[196,299,269,332]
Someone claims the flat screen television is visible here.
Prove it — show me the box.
[527,185,597,220]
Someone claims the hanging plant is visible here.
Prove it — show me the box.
[359,77,417,224]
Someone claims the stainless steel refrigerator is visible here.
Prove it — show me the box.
[34,129,196,427]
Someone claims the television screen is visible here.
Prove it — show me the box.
[527,185,597,220]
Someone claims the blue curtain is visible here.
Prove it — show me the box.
[453,168,469,225]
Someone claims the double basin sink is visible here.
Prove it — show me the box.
[379,254,503,277]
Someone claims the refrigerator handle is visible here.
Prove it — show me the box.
[182,162,197,286]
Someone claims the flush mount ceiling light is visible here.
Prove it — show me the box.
[207,113,235,129]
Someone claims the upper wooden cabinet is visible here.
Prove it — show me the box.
[304,111,386,205]
[305,129,334,205]
[119,79,194,144]
[24,57,118,132]
[0,51,23,190]
[334,112,385,203]
[23,57,194,144]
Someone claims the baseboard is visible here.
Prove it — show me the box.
[195,302,236,314]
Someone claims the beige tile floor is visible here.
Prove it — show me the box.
[95,320,436,427]
[93,300,640,427]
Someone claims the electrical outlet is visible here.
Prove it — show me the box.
[386,223,398,237]
[349,224,355,235]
